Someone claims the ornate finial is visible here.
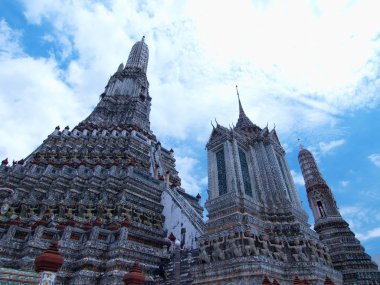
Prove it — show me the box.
[117,62,124,72]
[211,121,215,129]
[298,138,304,150]
[123,262,145,285]
[141,36,145,42]
[1,158,8,165]
[34,240,64,273]
[236,85,246,117]
[168,232,176,242]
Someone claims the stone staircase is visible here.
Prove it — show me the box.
[152,248,197,285]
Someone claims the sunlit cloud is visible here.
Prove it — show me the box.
[291,170,305,186]
[319,139,345,154]
[369,153,380,167]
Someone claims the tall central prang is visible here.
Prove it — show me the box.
[82,36,151,132]
[0,37,204,285]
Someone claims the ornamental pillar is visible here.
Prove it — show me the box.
[34,240,64,285]
[123,262,145,285]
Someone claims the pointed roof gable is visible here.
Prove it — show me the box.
[234,86,259,131]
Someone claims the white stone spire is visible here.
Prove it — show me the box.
[125,36,149,73]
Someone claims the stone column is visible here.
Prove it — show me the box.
[173,239,181,285]
[123,262,146,285]
[34,240,64,285]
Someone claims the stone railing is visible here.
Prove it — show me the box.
[165,186,205,234]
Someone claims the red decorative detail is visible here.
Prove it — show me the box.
[66,219,75,226]
[324,277,335,285]
[303,279,310,285]
[293,276,302,285]
[1,158,8,165]
[196,193,201,201]
[168,232,176,242]
[272,279,280,285]
[32,219,49,230]
[123,262,145,285]
[83,222,93,231]
[121,219,130,228]
[10,217,21,226]
[93,218,103,227]
[108,222,120,231]
[262,276,272,285]
[17,159,25,165]
[57,223,66,231]
[34,241,64,273]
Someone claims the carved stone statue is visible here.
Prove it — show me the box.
[225,232,242,259]
[307,239,320,262]
[269,237,287,262]
[257,235,273,258]
[211,238,225,261]
[243,232,259,256]
[287,239,309,262]
[199,240,210,264]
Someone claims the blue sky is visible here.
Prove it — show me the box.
[0,0,380,264]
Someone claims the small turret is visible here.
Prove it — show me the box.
[125,36,149,73]
[117,62,124,72]
[298,146,340,222]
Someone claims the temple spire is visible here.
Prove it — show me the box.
[235,85,256,129]
[125,36,149,73]
[236,85,246,117]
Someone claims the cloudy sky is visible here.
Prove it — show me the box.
[1,0,380,263]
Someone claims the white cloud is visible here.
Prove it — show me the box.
[1,1,380,190]
[0,19,23,57]
[291,170,305,186]
[340,180,350,187]
[0,20,84,161]
[10,0,380,150]
[319,139,345,154]
[175,156,205,196]
[369,153,380,167]
[357,227,380,242]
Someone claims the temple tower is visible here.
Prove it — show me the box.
[191,90,342,285]
[298,146,380,284]
[83,36,151,131]
[0,38,203,285]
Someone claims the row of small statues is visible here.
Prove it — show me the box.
[1,201,163,229]
[199,231,332,266]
